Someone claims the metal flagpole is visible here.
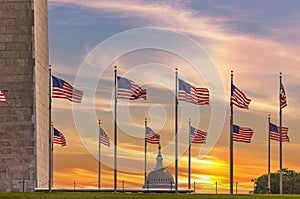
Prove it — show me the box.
[230,70,234,194]
[279,72,283,194]
[268,114,271,193]
[48,65,53,192]
[98,119,101,191]
[175,68,178,192]
[114,66,118,192]
[144,118,147,186]
[188,118,191,190]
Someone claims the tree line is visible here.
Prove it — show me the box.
[252,168,300,194]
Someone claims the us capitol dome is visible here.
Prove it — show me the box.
[143,145,175,189]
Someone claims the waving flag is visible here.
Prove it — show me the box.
[280,83,287,109]
[146,126,160,144]
[117,76,146,100]
[178,79,209,105]
[190,126,207,144]
[233,125,254,143]
[269,123,289,142]
[0,91,6,103]
[52,75,83,103]
[54,128,66,146]
[231,84,251,109]
[100,127,110,147]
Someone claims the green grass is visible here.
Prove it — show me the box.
[0,193,300,199]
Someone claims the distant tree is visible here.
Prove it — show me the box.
[252,168,300,194]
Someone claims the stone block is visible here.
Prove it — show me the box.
[0,148,12,155]
[17,65,33,74]
[12,34,31,42]
[12,83,33,91]
[15,18,32,26]
[0,157,12,164]
[14,2,31,10]
[0,34,13,42]
[5,42,28,50]
[1,141,11,147]
[0,19,15,26]
[8,107,33,116]
[0,10,5,18]
[6,26,30,35]
[0,50,19,59]
[0,75,15,83]
[19,50,31,58]
[5,10,18,19]
[17,10,30,19]
[0,59,4,67]
[0,43,5,50]
[0,26,5,34]
[0,107,9,115]
[5,58,30,67]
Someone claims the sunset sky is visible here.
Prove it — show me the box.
[48,0,300,193]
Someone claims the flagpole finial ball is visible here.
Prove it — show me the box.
[114,66,117,69]
[280,72,282,75]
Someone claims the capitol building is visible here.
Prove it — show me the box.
[143,145,175,189]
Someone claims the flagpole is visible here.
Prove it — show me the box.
[188,118,191,190]
[98,119,101,191]
[279,72,283,195]
[48,65,53,192]
[268,114,271,193]
[144,118,147,186]
[230,70,234,194]
[114,66,118,192]
[175,68,178,192]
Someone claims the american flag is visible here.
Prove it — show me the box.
[54,128,66,146]
[269,123,289,142]
[280,83,287,109]
[52,75,83,103]
[100,127,110,147]
[117,76,146,100]
[190,126,207,144]
[0,90,6,103]
[231,84,251,109]
[233,125,254,143]
[146,126,160,144]
[178,79,209,105]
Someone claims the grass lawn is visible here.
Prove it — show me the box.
[0,193,300,199]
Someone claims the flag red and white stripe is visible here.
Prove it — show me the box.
[231,84,251,109]
[117,76,146,100]
[146,126,160,144]
[190,126,207,144]
[178,79,209,105]
[54,128,66,147]
[269,123,289,142]
[280,83,287,109]
[52,75,83,103]
[100,127,110,147]
[233,125,254,143]
[0,90,6,103]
